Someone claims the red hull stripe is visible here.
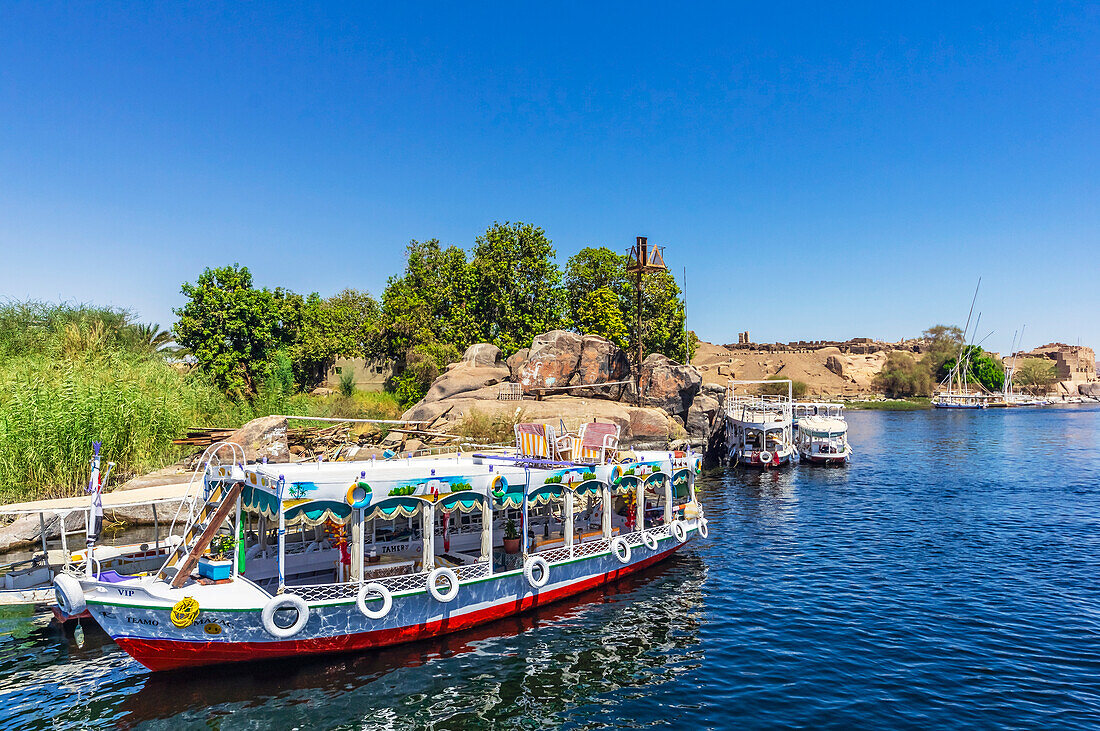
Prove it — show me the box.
[117,545,682,671]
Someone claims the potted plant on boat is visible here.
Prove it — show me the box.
[198,534,235,581]
[502,519,521,555]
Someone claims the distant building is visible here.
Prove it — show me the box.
[323,357,394,392]
[1013,343,1097,391]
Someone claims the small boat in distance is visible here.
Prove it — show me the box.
[793,403,851,465]
[724,379,795,467]
[933,279,993,410]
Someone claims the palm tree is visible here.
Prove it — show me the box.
[124,322,174,356]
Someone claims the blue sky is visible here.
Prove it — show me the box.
[1,2,1097,354]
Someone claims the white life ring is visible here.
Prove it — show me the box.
[610,536,631,564]
[524,556,550,589]
[759,451,772,464]
[698,518,709,539]
[53,573,86,616]
[355,582,392,620]
[671,520,689,543]
[427,567,459,603]
[261,594,309,638]
[642,531,659,550]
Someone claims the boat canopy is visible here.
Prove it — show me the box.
[219,453,679,521]
[798,416,847,436]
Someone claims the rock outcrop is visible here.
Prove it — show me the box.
[462,343,503,367]
[570,335,631,399]
[402,330,712,455]
[520,330,584,392]
[639,353,702,419]
[226,416,290,463]
[422,363,510,404]
[825,355,844,377]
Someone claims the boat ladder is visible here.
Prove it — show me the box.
[157,480,244,587]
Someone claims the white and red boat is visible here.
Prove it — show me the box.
[54,438,706,671]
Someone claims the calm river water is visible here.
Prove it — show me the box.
[2,406,1099,729]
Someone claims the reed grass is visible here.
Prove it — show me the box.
[0,302,404,504]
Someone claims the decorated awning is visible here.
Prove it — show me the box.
[242,485,280,520]
[672,469,691,499]
[572,479,603,498]
[284,500,353,526]
[613,474,641,495]
[644,472,670,491]
[528,484,564,507]
[365,496,426,522]
[438,491,485,514]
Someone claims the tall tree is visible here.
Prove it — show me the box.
[920,324,965,381]
[564,246,692,361]
[290,289,381,388]
[380,239,476,359]
[470,222,565,355]
[174,264,300,399]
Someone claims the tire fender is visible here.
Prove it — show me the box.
[261,594,309,639]
[427,567,459,603]
[610,536,631,564]
[524,555,550,589]
[356,582,392,620]
[53,573,86,617]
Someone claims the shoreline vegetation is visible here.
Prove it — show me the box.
[844,398,932,411]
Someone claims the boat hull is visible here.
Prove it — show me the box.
[85,525,700,671]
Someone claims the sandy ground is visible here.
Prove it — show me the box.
[692,341,889,397]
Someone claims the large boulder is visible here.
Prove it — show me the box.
[639,354,702,418]
[462,343,503,367]
[825,355,844,377]
[570,335,631,399]
[421,364,510,404]
[685,393,721,442]
[227,416,289,463]
[506,348,529,381]
[1079,383,1100,397]
[520,330,584,392]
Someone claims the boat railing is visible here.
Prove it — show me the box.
[572,537,611,558]
[452,562,491,582]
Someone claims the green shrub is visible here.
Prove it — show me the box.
[338,370,356,398]
[873,352,934,397]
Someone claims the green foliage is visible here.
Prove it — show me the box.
[920,324,965,380]
[388,341,462,409]
[503,519,519,540]
[760,375,808,399]
[563,246,693,362]
[338,370,356,398]
[572,286,630,348]
[942,346,1005,392]
[1014,358,1058,394]
[290,289,380,388]
[379,240,475,359]
[174,264,303,400]
[846,398,931,410]
[470,222,566,355]
[208,534,235,561]
[874,352,934,397]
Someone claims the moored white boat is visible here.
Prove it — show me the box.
[53,433,706,671]
[723,380,795,467]
[794,410,851,465]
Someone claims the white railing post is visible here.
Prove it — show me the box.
[564,489,574,557]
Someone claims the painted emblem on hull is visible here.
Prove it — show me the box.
[203,622,222,635]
